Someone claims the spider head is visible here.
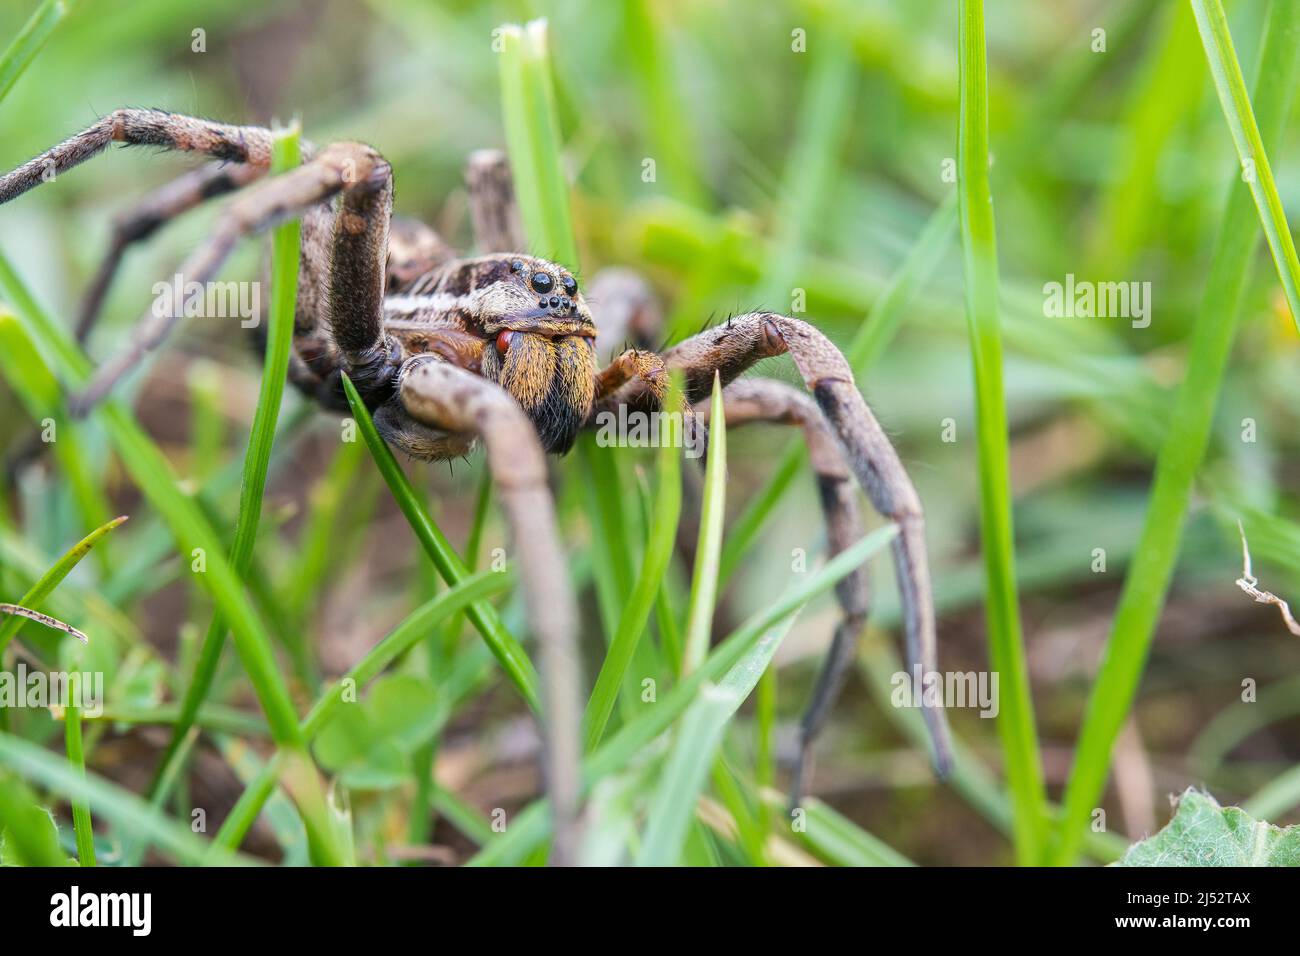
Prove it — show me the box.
[473,255,597,455]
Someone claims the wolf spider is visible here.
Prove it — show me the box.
[0,109,952,864]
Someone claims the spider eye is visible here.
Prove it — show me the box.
[562,276,577,297]
[531,273,554,295]
[510,259,525,273]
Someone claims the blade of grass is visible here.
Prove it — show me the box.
[582,375,684,750]
[0,774,70,865]
[0,258,303,745]
[1051,0,1300,866]
[468,523,900,865]
[755,17,855,310]
[0,514,125,656]
[958,0,1048,865]
[0,200,342,868]
[759,789,915,867]
[1192,0,1300,333]
[212,567,514,851]
[620,0,707,208]
[0,732,253,866]
[1242,764,1300,822]
[146,121,306,808]
[636,612,796,866]
[0,310,114,571]
[498,18,578,265]
[340,372,541,710]
[437,468,493,659]
[0,0,77,103]
[681,372,725,674]
[412,468,496,849]
[62,671,94,865]
[496,19,594,863]
[856,632,1128,864]
[286,437,365,623]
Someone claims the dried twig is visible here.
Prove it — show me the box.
[0,603,88,643]
[1234,521,1300,636]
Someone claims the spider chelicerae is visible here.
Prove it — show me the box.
[0,108,952,864]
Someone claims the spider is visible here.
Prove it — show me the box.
[0,109,952,864]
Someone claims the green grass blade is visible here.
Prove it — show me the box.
[0,0,76,104]
[583,377,684,750]
[681,372,726,674]
[621,0,707,208]
[755,21,855,307]
[1051,0,1300,866]
[147,121,305,804]
[0,514,125,655]
[0,310,114,570]
[636,613,796,866]
[467,524,900,865]
[437,468,495,657]
[0,258,302,745]
[287,438,366,624]
[63,671,94,865]
[301,569,514,738]
[0,732,252,866]
[958,0,1047,864]
[213,567,513,851]
[0,209,343,866]
[340,372,542,710]
[498,18,578,264]
[1243,764,1300,822]
[1192,0,1300,333]
[0,775,70,866]
[760,790,915,867]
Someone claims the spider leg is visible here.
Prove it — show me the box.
[464,149,524,253]
[394,354,582,867]
[384,217,458,293]
[74,162,264,345]
[0,109,288,206]
[593,348,668,404]
[65,141,395,414]
[605,312,954,780]
[697,378,870,804]
[586,268,664,356]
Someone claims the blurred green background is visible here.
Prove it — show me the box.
[2,0,1300,865]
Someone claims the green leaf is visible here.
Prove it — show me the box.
[314,675,440,790]
[213,568,513,853]
[1119,789,1300,867]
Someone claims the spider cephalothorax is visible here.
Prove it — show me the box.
[391,253,598,455]
[0,108,953,867]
